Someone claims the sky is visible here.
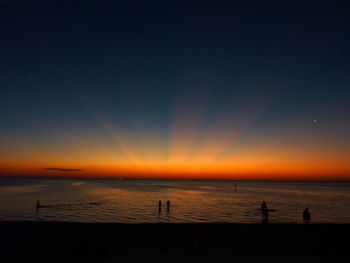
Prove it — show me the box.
[0,0,350,180]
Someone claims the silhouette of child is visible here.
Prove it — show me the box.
[303,208,311,224]
[157,200,162,214]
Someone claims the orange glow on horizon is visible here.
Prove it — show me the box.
[1,148,349,181]
[1,125,350,181]
[1,95,350,181]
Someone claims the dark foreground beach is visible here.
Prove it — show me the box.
[1,222,349,263]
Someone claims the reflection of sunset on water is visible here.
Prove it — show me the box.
[1,179,350,223]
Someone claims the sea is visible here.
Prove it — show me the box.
[0,178,350,223]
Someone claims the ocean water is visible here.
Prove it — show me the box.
[0,178,350,223]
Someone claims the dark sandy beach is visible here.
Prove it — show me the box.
[1,222,349,263]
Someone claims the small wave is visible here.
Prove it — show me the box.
[86,202,104,206]
[37,201,106,209]
[0,185,47,195]
[71,182,86,186]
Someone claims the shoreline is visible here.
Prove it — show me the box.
[1,221,349,262]
[0,220,350,226]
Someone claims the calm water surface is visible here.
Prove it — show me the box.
[0,178,350,223]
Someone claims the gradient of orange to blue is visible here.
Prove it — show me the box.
[1,1,350,180]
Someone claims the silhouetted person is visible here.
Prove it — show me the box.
[166,200,170,211]
[36,200,40,209]
[261,201,269,223]
[261,208,269,224]
[303,208,311,224]
[158,200,162,214]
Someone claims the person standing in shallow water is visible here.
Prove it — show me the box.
[166,200,170,211]
[303,208,311,224]
[158,200,162,214]
[261,201,269,224]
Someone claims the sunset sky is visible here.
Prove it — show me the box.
[1,1,350,180]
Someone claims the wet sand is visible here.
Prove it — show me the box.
[1,222,349,262]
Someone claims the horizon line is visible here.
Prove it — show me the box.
[1,175,350,183]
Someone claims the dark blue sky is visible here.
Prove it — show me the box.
[1,1,350,178]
